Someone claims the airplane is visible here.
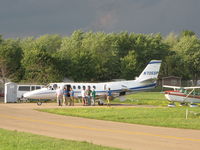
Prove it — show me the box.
[23,60,162,105]
[163,85,200,107]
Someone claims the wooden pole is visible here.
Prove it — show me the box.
[186,108,188,119]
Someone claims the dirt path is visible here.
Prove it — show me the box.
[0,103,200,150]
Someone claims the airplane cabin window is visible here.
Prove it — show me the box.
[88,86,91,89]
[93,86,96,89]
[73,85,76,89]
[31,86,35,91]
[36,86,41,89]
[78,86,81,89]
[83,86,86,89]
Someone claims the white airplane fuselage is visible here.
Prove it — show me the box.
[23,81,156,100]
[23,60,162,100]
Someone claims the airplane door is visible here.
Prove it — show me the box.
[64,84,71,91]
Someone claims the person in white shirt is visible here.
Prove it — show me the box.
[81,86,86,105]
[56,87,63,106]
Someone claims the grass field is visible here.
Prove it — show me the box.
[38,92,200,130]
[0,128,120,150]
[113,92,169,106]
[39,107,200,130]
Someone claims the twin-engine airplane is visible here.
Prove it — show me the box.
[164,85,200,107]
[23,60,162,104]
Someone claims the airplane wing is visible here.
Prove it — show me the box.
[163,85,181,90]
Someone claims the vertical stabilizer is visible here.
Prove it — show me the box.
[138,60,162,82]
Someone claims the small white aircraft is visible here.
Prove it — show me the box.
[23,60,162,104]
[164,85,200,107]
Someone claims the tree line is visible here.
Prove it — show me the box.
[0,30,200,85]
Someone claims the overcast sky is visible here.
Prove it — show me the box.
[1,0,200,38]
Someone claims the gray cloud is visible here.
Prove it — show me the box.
[0,0,200,38]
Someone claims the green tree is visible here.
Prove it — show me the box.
[21,36,62,84]
[164,32,178,48]
[180,30,195,37]
[59,30,87,81]
[88,32,119,81]
[173,35,200,85]
[120,51,137,79]
[0,39,23,83]
[59,31,120,81]
[133,33,169,75]
[160,53,189,79]
[115,32,135,58]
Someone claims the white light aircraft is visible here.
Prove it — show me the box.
[164,85,200,107]
[23,60,162,104]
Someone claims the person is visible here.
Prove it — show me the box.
[92,88,96,106]
[81,86,86,105]
[56,87,63,106]
[86,86,92,106]
[69,88,75,106]
[63,87,69,106]
[107,88,112,106]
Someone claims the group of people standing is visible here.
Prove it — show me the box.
[56,86,112,106]
[81,86,96,106]
[56,87,75,106]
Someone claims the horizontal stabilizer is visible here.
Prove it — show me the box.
[139,77,157,83]
[163,85,200,90]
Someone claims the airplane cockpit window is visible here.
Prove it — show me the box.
[53,84,57,90]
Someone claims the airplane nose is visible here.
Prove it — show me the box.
[23,92,32,99]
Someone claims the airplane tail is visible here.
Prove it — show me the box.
[137,60,162,82]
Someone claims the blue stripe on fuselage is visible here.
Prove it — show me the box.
[95,83,156,93]
[129,83,156,90]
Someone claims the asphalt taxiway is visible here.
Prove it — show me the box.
[0,103,200,150]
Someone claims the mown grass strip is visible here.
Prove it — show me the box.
[113,92,168,106]
[0,128,121,150]
[39,107,200,130]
